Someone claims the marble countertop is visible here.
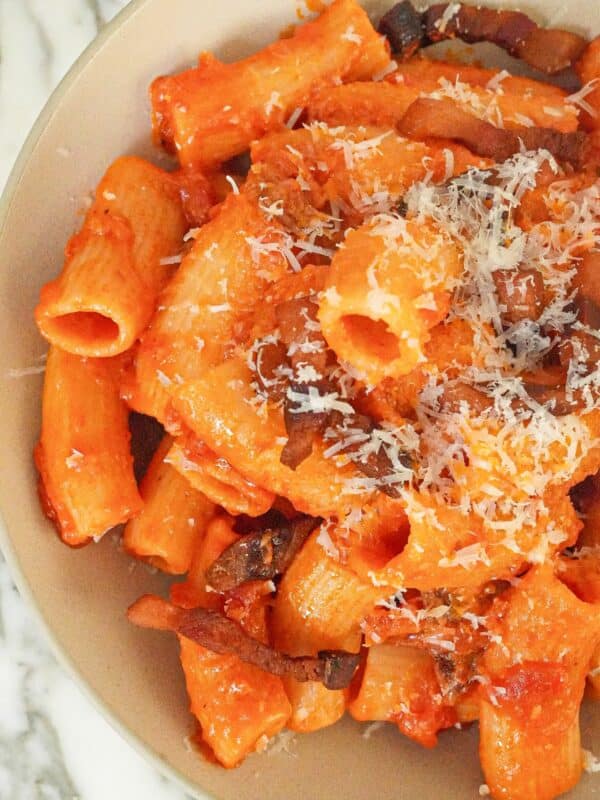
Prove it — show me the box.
[0,2,193,798]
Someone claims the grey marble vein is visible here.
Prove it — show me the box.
[22,2,53,87]
[0,552,194,799]
[0,4,195,797]
[85,0,104,28]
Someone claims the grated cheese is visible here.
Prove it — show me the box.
[341,25,362,44]
[434,2,461,33]
[317,525,340,559]
[225,175,240,195]
[542,105,564,118]
[425,76,504,127]
[510,112,535,127]
[165,448,200,474]
[265,91,283,117]
[442,148,455,182]
[285,106,304,129]
[6,365,46,378]
[183,228,201,242]
[156,369,172,387]
[485,70,510,92]
[362,722,385,739]
[329,130,391,170]
[422,635,456,652]
[246,228,334,273]
[295,363,322,383]
[583,749,600,774]
[566,79,599,118]
[266,730,297,757]
[65,448,84,470]
[159,254,183,266]
[372,59,398,82]
[321,286,341,306]
[439,543,491,569]
[258,197,285,218]
[286,386,354,415]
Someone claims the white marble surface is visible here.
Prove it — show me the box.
[0,2,193,798]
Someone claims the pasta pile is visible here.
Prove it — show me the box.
[33,0,600,797]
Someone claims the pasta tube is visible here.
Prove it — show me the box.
[179,637,291,768]
[126,193,290,421]
[151,0,390,168]
[123,436,215,574]
[272,530,382,732]
[166,433,275,518]
[479,566,600,800]
[374,487,580,593]
[247,124,490,232]
[349,644,455,747]
[319,216,462,385]
[479,694,583,800]
[35,347,142,546]
[557,547,600,696]
[307,73,578,132]
[172,356,369,519]
[36,157,187,357]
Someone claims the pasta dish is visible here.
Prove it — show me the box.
[32,2,600,797]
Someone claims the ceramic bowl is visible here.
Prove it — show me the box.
[1,1,599,797]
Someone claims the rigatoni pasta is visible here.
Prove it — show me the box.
[165,432,275,518]
[349,643,455,747]
[171,356,371,519]
[479,566,600,800]
[123,435,215,574]
[271,530,381,732]
[318,215,462,384]
[151,0,390,168]
[34,0,600,796]
[126,192,290,421]
[307,70,580,132]
[178,636,291,768]
[36,347,142,546]
[35,157,188,357]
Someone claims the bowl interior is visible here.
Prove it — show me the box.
[1,0,600,798]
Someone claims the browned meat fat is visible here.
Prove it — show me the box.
[177,606,360,689]
[493,269,545,326]
[379,2,586,74]
[281,383,331,469]
[378,1,424,59]
[398,98,586,167]
[437,382,493,416]
[206,515,321,591]
[129,595,361,689]
[423,2,586,74]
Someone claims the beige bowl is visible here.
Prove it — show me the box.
[1,1,600,798]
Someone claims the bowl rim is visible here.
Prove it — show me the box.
[0,1,211,796]
[4,3,600,799]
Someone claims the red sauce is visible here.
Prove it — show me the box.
[490,661,578,734]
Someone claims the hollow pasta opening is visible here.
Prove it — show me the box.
[340,315,400,362]
[45,312,120,348]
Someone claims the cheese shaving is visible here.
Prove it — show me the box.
[583,749,600,774]
[566,79,599,118]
